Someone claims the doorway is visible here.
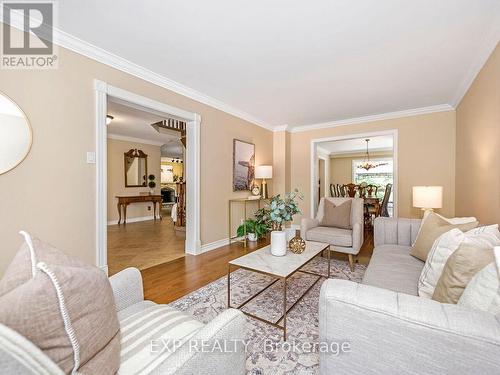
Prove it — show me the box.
[310,130,398,219]
[318,157,326,204]
[94,80,201,274]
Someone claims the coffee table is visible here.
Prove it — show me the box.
[227,241,330,340]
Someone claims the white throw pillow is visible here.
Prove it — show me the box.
[458,250,500,314]
[418,229,464,298]
[412,213,477,246]
[418,224,500,298]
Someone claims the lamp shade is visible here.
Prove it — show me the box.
[255,165,272,179]
[413,186,443,209]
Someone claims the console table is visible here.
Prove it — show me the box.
[228,197,268,248]
[116,195,162,224]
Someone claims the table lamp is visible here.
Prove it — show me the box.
[255,165,272,199]
[413,186,443,218]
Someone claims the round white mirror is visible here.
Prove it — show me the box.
[0,93,32,175]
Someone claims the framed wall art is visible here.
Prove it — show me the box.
[233,139,255,191]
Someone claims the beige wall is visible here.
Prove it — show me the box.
[107,139,161,222]
[456,43,500,225]
[272,131,292,196]
[330,151,393,186]
[0,37,272,273]
[290,110,457,223]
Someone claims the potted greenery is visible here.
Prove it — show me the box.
[255,189,303,255]
[236,219,267,242]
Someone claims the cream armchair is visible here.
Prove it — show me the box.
[301,197,364,271]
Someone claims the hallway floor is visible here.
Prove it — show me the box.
[107,214,185,275]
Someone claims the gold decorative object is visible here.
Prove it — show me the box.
[289,229,306,254]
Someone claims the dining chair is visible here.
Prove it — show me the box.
[343,183,358,198]
[380,183,393,217]
[330,184,347,197]
[366,184,378,197]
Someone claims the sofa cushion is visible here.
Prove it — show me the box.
[0,232,120,374]
[305,226,352,247]
[118,304,203,374]
[362,245,424,295]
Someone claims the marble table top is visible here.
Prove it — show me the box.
[229,241,329,278]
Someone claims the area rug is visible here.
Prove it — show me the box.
[169,257,366,374]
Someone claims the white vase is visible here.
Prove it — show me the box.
[270,230,287,256]
[247,233,257,242]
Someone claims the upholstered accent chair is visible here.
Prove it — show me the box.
[301,197,364,271]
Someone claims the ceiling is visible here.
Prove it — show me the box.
[58,1,500,129]
[107,101,184,158]
[319,135,393,155]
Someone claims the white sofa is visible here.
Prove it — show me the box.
[0,267,247,375]
[319,217,500,374]
[301,197,364,270]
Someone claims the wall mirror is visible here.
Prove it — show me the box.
[0,93,32,175]
[124,149,148,187]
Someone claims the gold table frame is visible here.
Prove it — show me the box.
[228,198,268,248]
[227,244,330,341]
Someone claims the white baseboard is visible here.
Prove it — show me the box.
[200,238,230,253]
[200,229,302,254]
[107,215,155,225]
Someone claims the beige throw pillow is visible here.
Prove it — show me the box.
[410,213,478,261]
[412,213,477,246]
[432,243,494,304]
[0,232,121,374]
[418,224,500,298]
[0,231,84,296]
[320,199,352,229]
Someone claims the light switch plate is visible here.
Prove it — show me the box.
[86,152,96,164]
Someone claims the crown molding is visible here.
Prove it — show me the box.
[450,16,500,107]
[5,13,275,132]
[107,133,164,146]
[272,124,289,132]
[329,147,393,157]
[6,10,494,133]
[55,30,276,131]
[289,104,454,133]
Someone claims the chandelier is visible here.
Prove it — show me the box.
[357,139,388,171]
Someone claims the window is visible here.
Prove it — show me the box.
[352,158,394,213]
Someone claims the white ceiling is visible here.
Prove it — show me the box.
[319,135,393,155]
[58,1,500,129]
[107,101,184,158]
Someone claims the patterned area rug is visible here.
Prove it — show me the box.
[169,257,366,374]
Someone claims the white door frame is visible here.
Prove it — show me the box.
[94,80,202,273]
[310,129,398,218]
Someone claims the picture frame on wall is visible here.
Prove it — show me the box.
[233,139,255,191]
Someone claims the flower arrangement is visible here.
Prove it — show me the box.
[255,189,303,231]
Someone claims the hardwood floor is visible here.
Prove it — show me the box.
[107,215,185,276]
[141,230,374,304]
